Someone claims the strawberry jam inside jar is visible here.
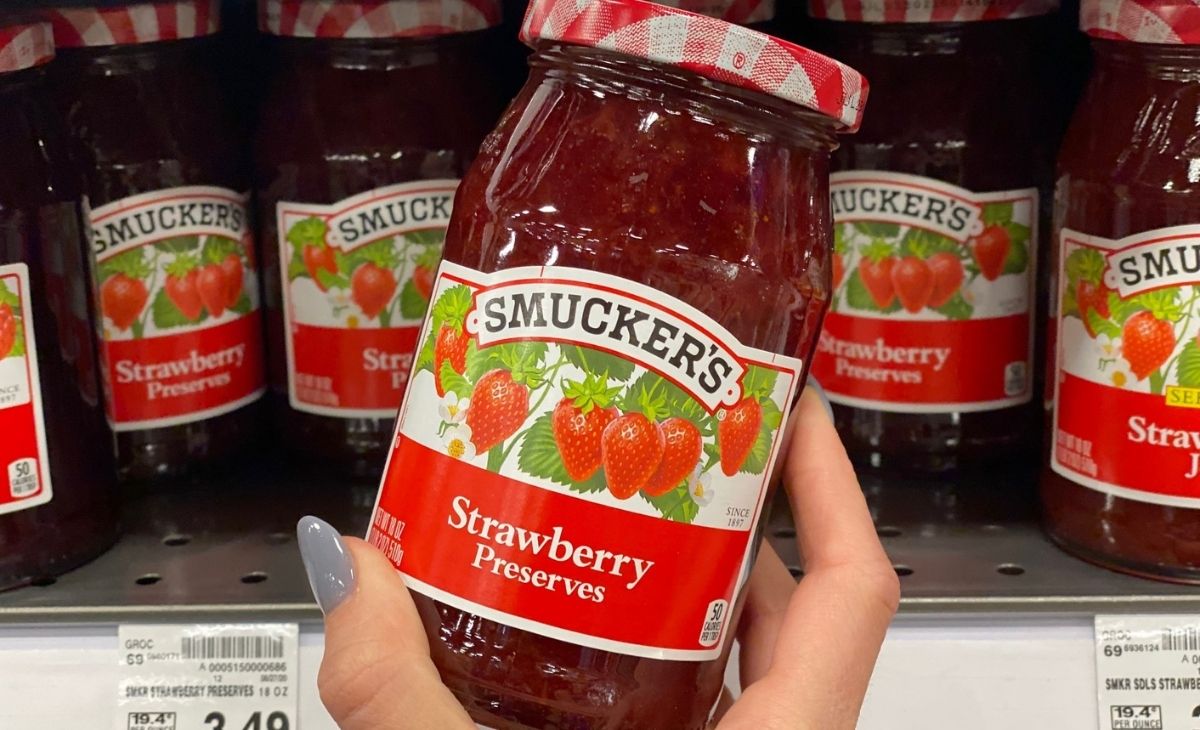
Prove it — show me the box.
[48,1,266,484]
[255,0,507,479]
[0,19,117,589]
[1042,0,1200,583]
[805,0,1056,473]
[366,0,867,726]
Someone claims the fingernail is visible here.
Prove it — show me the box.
[806,377,835,422]
[297,515,355,615]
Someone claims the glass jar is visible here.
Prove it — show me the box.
[48,1,266,484]
[1042,0,1200,583]
[0,19,117,590]
[805,0,1056,473]
[255,0,507,479]
[366,0,865,726]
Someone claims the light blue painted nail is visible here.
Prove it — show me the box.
[807,377,835,422]
[297,516,355,615]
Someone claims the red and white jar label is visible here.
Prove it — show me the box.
[0,264,53,516]
[369,261,801,660]
[277,180,456,418]
[1052,226,1200,508]
[811,171,1037,413]
[89,186,266,430]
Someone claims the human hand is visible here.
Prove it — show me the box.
[298,386,900,729]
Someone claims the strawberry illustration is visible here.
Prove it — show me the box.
[858,256,896,309]
[601,413,664,499]
[434,326,469,397]
[197,264,229,318]
[718,397,762,476]
[467,369,530,453]
[1076,280,1112,337]
[220,253,244,309]
[891,256,935,313]
[164,269,203,322]
[101,272,148,331]
[0,304,14,358]
[831,252,845,292]
[971,225,1010,281]
[551,372,621,482]
[303,244,337,291]
[642,417,702,497]
[1121,311,1175,380]
[351,262,397,320]
[927,252,964,308]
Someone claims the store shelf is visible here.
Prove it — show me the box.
[0,463,1195,729]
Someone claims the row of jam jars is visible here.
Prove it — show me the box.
[1042,0,1200,583]
[804,0,1057,473]
[255,0,508,478]
[366,0,866,726]
[0,16,118,590]
[47,0,267,484]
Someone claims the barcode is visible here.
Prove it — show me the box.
[181,635,284,660]
[1160,627,1200,651]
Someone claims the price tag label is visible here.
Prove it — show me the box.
[1095,615,1200,730]
[115,624,299,730]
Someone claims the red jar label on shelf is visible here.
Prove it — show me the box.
[811,171,1037,412]
[0,263,53,516]
[277,180,457,418]
[89,187,266,430]
[369,261,801,660]
[1052,226,1200,508]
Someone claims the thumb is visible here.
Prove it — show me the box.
[297,516,473,730]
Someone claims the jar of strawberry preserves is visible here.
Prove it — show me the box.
[0,18,117,589]
[48,1,266,483]
[805,0,1057,473]
[255,0,506,478]
[1043,0,1200,582]
[366,0,866,725]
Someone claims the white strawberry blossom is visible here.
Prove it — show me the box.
[438,392,470,424]
[442,425,476,461]
[688,467,714,507]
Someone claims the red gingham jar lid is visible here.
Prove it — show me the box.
[520,0,869,131]
[47,1,220,47]
[656,0,776,24]
[259,0,503,38]
[0,22,55,73]
[1082,0,1200,43]
[807,0,1059,22]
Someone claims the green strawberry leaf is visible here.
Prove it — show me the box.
[844,270,900,313]
[1087,309,1121,339]
[639,483,699,524]
[761,398,783,430]
[562,371,622,413]
[0,280,18,307]
[981,202,1014,226]
[617,371,669,419]
[1176,340,1200,388]
[1001,224,1030,275]
[742,365,778,401]
[414,330,436,374]
[1061,281,1080,319]
[164,253,199,278]
[155,235,200,254]
[151,288,207,329]
[229,291,252,315]
[350,238,402,271]
[438,360,472,399]
[899,228,958,259]
[286,217,327,249]
[432,284,473,332]
[412,242,444,270]
[561,344,636,382]
[860,240,897,263]
[202,236,241,265]
[670,395,715,437]
[1065,247,1105,286]
[315,262,350,291]
[932,292,974,320]
[833,223,850,256]
[740,426,773,476]
[853,222,900,239]
[399,280,428,320]
[1131,289,1184,322]
[406,229,446,248]
[98,247,153,281]
[7,318,25,358]
[516,410,573,487]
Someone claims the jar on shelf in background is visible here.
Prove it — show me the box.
[47,1,266,485]
[255,0,507,479]
[0,18,117,590]
[804,0,1057,473]
[1042,0,1200,583]
[366,0,865,725]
